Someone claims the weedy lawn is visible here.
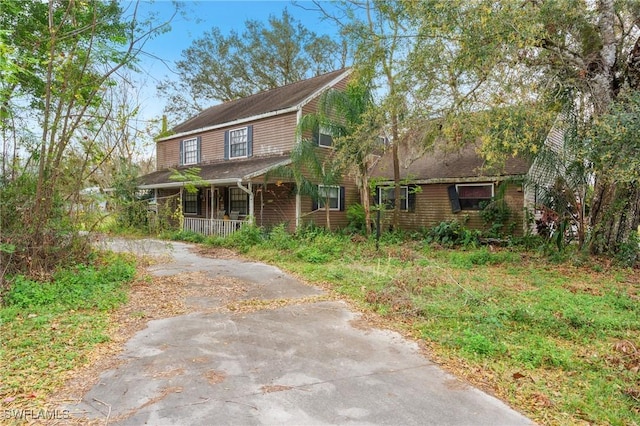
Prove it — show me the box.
[0,254,136,410]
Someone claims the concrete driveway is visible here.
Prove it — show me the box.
[65,238,533,425]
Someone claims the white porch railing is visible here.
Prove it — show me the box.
[183,217,244,237]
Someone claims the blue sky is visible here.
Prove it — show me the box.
[125,1,342,122]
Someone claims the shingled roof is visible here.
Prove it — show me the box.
[372,142,531,183]
[138,156,292,189]
[170,68,351,135]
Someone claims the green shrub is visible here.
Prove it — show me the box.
[426,220,480,247]
[614,231,640,267]
[346,203,367,233]
[167,229,206,243]
[5,255,135,311]
[268,223,296,250]
[479,199,512,238]
[223,224,264,253]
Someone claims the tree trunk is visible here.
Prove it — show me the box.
[589,179,640,260]
[325,197,331,230]
[361,173,372,235]
[391,116,401,231]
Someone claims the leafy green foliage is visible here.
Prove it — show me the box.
[345,203,367,233]
[425,220,480,247]
[267,223,296,250]
[5,255,135,310]
[158,8,345,122]
[0,253,135,407]
[1,1,172,277]
[479,199,512,238]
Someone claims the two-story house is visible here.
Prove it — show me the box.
[138,68,358,235]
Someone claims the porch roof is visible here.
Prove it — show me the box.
[137,156,292,190]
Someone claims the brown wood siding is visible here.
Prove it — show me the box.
[156,140,180,169]
[156,113,298,169]
[383,182,525,236]
[301,176,359,231]
[254,182,297,231]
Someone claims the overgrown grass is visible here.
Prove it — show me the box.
[194,224,640,425]
[0,253,136,408]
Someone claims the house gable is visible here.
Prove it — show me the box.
[155,68,352,171]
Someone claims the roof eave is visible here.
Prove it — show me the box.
[298,68,353,109]
[375,174,527,186]
[243,158,292,180]
[137,158,294,190]
[137,178,244,190]
[156,106,300,142]
[156,69,353,143]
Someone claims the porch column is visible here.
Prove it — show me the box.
[295,192,301,230]
[210,184,215,218]
[236,180,254,224]
[248,182,254,222]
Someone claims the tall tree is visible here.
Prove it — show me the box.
[0,0,173,276]
[158,8,348,123]
[266,138,343,230]
[314,1,416,230]
[405,0,640,259]
[314,78,382,234]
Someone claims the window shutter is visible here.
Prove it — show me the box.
[247,125,253,157]
[312,125,319,146]
[224,131,230,160]
[373,187,380,205]
[179,140,184,166]
[312,196,318,211]
[339,186,345,211]
[448,185,461,213]
[408,187,416,212]
[196,136,201,164]
[197,189,202,216]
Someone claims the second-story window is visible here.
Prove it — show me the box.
[180,137,200,165]
[229,127,247,158]
[183,138,198,165]
[318,126,333,148]
[224,125,253,160]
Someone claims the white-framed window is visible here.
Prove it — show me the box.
[378,186,409,211]
[182,137,199,165]
[228,187,248,215]
[456,183,494,210]
[183,190,198,215]
[318,126,333,148]
[318,185,340,210]
[229,127,248,158]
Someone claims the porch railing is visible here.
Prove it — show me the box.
[183,217,244,237]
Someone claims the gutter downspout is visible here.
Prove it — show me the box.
[236,180,254,224]
[295,108,302,230]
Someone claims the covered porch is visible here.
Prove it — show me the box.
[138,156,297,237]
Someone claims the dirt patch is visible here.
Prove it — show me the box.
[205,370,227,385]
[149,367,185,379]
[261,384,294,393]
[194,246,245,260]
[111,386,184,423]
[226,294,334,313]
